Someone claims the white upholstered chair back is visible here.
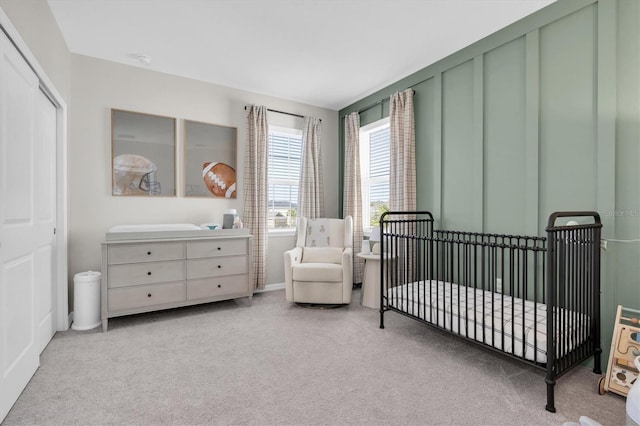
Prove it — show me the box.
[295,216,353,250]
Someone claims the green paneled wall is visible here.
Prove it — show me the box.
[539,4,598,221]
[338,0,640,365]
[442,60,475,231]
[483,37,526,235]
[413,78,434,213]
[614,0,640,312]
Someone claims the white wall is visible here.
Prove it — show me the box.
[69,54,339,289]
[0,0,70,102]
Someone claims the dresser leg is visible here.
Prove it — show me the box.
[247,295,253,306]
[102,319,108,332]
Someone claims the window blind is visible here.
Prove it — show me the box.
[369,126,390,203]
[267,131,302,228]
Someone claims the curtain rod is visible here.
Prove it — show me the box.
[244,106,321,122]
[355,89,415,116]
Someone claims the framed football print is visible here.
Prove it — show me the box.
[184,120,238,198]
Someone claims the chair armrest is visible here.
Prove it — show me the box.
[284,247,303,302]
[342,247,353,265]
[284,246,303,265]
[342,247,353,303]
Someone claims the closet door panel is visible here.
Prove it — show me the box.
[35,90,57,353]
[0,32,40,422]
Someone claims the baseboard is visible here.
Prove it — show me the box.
[65,287,281,331]
[255,282,285,293]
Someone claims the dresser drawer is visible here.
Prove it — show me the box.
[187,255,248,279]
[108,281,186,312]
[107,242,184,265]
[108,260,185,288]
[187,238,248,258]
[187,275,250,300]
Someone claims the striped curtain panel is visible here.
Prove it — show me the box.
[389,89,416,211]
[243,105,269,289]
[343,112,364,284]
[298,117,324,220]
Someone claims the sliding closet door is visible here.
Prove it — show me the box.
[34,89,57,354]
[0,30,41,420]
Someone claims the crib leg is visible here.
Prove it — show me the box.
[379,309,385,329]
[593,346,602,375]
[545,377,556,413]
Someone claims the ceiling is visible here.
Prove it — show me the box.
[47,0,555,111]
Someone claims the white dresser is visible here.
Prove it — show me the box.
[101,229,252,331]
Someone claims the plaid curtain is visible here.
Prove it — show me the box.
[298,117,324,220]
[343,112,364,284]
[243,105,269,289]
[389,89,416,211]
[390,90,416,283]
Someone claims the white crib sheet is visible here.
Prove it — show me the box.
[387,280,589,363]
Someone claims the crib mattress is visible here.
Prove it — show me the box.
[387,280,590,364]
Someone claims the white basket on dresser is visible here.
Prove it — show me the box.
[101,227,253,332]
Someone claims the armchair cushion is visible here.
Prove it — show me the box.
[301,247,343,264]
[292,263,344,282]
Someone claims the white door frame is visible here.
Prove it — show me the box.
[0,8,69,332]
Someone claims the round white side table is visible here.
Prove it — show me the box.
[357,252,392,309]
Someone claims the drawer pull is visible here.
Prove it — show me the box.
[147,251,151,255]
[217,265,221,269]
[147,293,152,298]
[147,271,152,275]
[217,247,221,251]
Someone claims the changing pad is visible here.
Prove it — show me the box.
[108,224,202,233]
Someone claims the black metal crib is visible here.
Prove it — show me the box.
[378,211,602,413]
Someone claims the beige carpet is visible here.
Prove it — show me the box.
[4,289,626,425]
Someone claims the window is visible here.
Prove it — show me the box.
[360,118,390,229]
[268,127,302,230]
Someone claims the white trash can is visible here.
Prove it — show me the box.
[72,271,101,331]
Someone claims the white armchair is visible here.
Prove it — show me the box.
[284,216,353,305]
